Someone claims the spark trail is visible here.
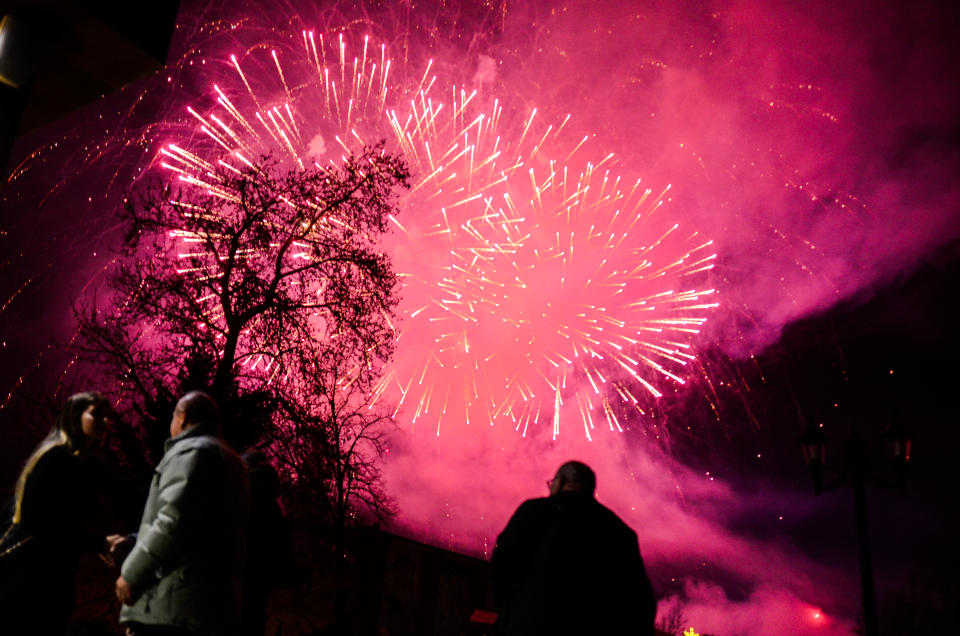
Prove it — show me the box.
[380,158,718,439]
[155,30,718,438]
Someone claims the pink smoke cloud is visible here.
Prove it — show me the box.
[491,0,960,354]
[384,427,860,631]
[370,3,957,630]
[657,579,855,636]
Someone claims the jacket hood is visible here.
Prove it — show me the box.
[164,421,220,452]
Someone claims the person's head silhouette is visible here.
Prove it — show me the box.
[548,460,596,496]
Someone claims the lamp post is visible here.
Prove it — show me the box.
[798,418,912,636]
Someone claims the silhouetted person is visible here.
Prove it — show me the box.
[0,391,115,636]
[113,391,249,635]
[491,460,657,636]
[241,449,295,636]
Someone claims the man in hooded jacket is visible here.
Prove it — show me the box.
[114,391,249,636]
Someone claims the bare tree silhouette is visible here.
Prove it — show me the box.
[75,143,408,526]
[275,333,396,542]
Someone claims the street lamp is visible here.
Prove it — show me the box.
[0,15,38,89]
[0,14,38,183]
[885,411,913,484]
[797,422,828,494]
[797,416,912,636]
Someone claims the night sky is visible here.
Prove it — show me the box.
[2,1,959,634]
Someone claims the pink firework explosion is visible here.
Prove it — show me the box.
[382,162,718,438]
[155,30,719,438]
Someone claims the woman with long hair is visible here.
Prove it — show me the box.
[0,391,115,634]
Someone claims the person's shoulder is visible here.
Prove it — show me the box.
[593,499,638,535]
[20,445,83,494]
[40,443,71,459]
[171,432,224,453]
[193,434,226,450]
[31,443,75,471]
[160,434,222,469]
[499,497,553,531]
[513,496,553,517]
[167,435,244,474]
[518,496,551,509]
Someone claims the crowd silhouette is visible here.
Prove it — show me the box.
[1,391,656,635]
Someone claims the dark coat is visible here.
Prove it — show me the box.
[0,445,107,635]
[242,460,295,636]
[491,491,657,636]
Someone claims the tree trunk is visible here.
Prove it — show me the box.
[332,473,347,634]
[213,328,239,401]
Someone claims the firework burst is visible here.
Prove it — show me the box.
[380,157,718,439]
[151,29,718,438]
